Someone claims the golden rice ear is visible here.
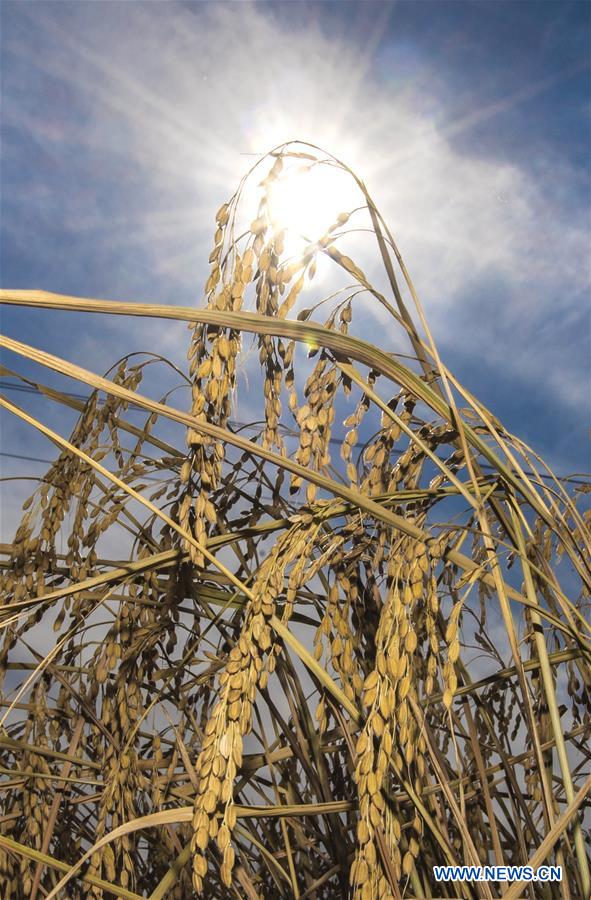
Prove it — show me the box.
[0,140,589,900]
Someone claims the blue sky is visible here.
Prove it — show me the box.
[1,0,590,536]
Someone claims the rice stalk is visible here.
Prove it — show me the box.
[0,141,589,898]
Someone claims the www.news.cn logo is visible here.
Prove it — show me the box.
[433,865,562,883]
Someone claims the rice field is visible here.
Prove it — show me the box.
[0,143,589,899]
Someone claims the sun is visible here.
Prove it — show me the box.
[265,158,359,256]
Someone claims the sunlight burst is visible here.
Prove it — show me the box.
[266,160,358,250]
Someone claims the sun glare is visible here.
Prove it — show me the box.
[266,161,359,253]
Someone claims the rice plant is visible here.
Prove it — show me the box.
[0,142,589,899]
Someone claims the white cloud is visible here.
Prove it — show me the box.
[3,1,588,436]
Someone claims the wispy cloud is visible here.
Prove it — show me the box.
[1,1,588,474]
